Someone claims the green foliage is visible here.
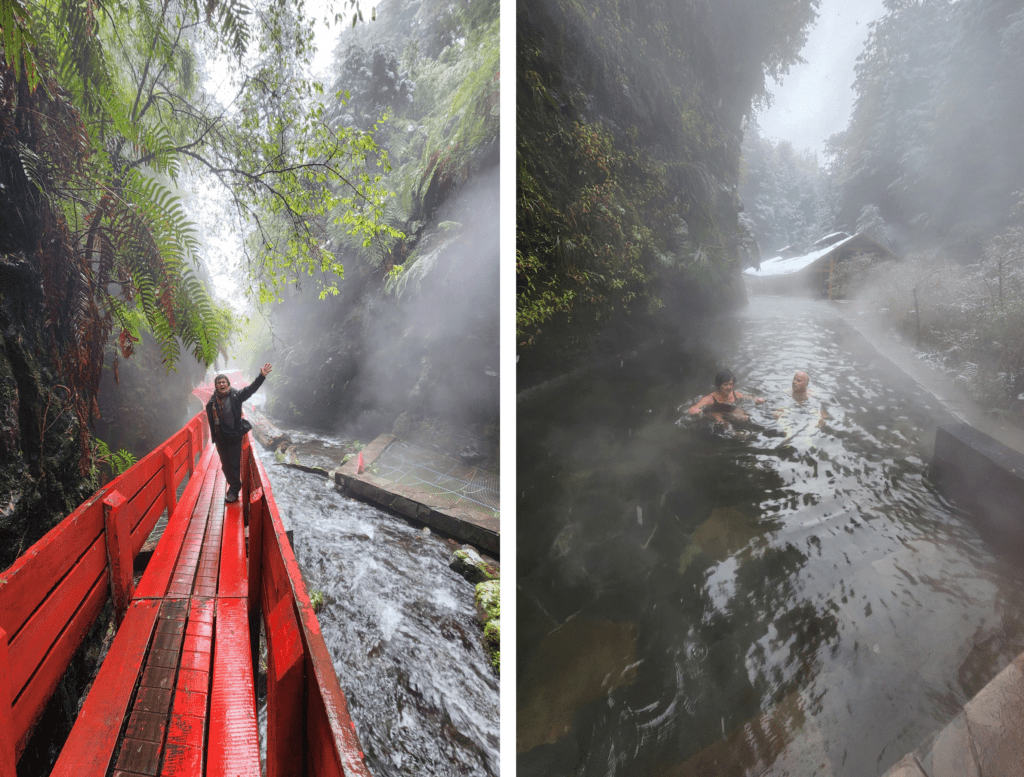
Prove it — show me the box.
[0,0,38,89]
[309,589,325,613]
[829,0,1024,242]
[516,0,820,358]
[92,437,137,478]
[322,0,499,283]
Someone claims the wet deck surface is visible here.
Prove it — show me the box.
[334,434,500,554]
[52,455,260,777]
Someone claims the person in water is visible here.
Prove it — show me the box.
[688,369,765,423]
[206,364,273,503]
[791,370,811,401]
[776,369,827,426]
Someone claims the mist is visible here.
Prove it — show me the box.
[518,0,1024,775]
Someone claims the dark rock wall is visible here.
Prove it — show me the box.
[0,254,94,571]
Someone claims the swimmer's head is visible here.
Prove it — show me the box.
[792,371,809,394]
[714,369,736,390]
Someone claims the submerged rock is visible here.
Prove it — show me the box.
[518,617,638,753]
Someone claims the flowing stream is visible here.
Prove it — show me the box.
[252,436,500,776]
[517,296,1024,776]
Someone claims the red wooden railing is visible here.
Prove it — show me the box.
[0,410,370,777]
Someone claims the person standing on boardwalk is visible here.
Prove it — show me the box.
[206,364,273,502]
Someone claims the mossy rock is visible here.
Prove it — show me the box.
[474,579,500,671]
[474,578,500,622]
[450,545,499,584]
[483,617,500,671]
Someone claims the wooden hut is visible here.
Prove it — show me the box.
[743,232,898,298]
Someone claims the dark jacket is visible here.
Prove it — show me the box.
[206,373,265,443]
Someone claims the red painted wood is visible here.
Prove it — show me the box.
[104,491,135,625]
[218,499,247,599]
[186,426,195,475]
[164,598,213,776]
[208,597,260,777]
[163,446,177,516]
[0,494,104,639]
[0,627,16,777]
[241,435,251,508]
[135,447,217,599]
[247,488,264,616]
[12,575,106,755]
[123,477,166,560]
[247,488,265,698]
[109,452,163,511]
[251,452,372,777]
[266,595,304,777]
[50,599,160,777]
[8,534,106,699]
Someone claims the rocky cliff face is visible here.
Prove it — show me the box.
[0,260,94,570]
[516,0,818,386]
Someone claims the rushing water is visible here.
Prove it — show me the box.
[252,439,500,777]
[517,297,1024,777]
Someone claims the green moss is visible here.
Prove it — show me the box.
[475,579,500,621]
[309,589,325,613]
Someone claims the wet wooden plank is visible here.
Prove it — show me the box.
[0,495,105,639]
[50,599,160,777]
[135,447,218,599]
[163,598,214,776]
[218,499,247,598]
[7,535,106,699]
[12,574,108,756]
[124,471,166,550]
[115,737,161,775]
[207,597,259,777]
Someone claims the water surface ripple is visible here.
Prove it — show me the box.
[254,442,500,776]
[517,297,1024,777]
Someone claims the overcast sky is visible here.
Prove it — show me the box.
[756,0,887,157]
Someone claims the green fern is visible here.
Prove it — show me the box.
[93,438,137,475]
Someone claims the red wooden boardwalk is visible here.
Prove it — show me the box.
[0,412,371,777]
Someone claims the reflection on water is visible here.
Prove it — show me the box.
[517,297,1024,776]
[253,443,500,777]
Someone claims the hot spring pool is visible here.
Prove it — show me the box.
[517,297,1024,776]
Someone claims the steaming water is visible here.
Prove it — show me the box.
[252,441,499,776]
[517,297,1024,776]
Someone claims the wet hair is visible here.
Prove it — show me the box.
[214,373,230,386]
[714,369,735,388]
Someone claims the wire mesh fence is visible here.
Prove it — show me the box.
[371,440,500,517]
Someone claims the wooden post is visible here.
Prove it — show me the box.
[103,491,134,626]
[247,487,265,702]
[0,627,16,777]
[186,425,195,475]
[163,445,177,515]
